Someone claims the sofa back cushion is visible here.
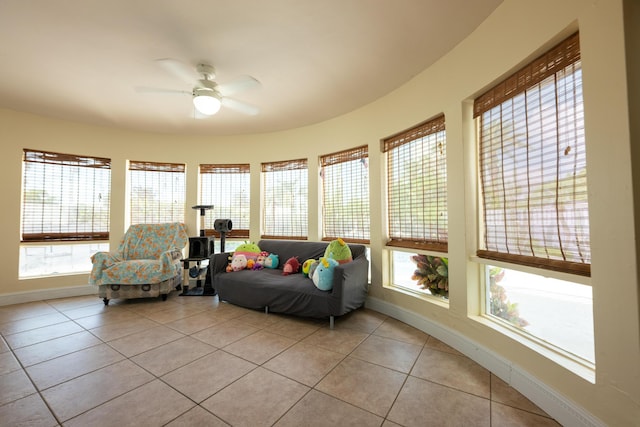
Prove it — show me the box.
[257,239,366,270]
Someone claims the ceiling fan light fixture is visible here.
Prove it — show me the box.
[193,89,222,115]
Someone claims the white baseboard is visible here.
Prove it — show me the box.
[365,296,606,427]
[0,285,96,306]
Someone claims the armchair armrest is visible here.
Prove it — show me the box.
[159,248,184,276]
[89,251,122,285]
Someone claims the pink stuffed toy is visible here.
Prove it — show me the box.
[282,256,300,275]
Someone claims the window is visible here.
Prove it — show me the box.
[320,146,370,243]
[261,159,308,239]
[384,115,448,252]
[384,115,448,297]
[22,149,111,242]
[475,32,593,364]
[129,160,185,224]
[199,163,250,238]
[474,32,589,276]
[21,149,111,277]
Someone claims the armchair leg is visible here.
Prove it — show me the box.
[329,315,334,329]
[103,298,109,306]
[161,294,168,301]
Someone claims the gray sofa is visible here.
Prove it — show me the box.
[210,239,369,328]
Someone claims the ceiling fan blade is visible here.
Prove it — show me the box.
[222,97,259,116]
[217,76,260,97]
[135,86,190,95]
[155,58,198,84]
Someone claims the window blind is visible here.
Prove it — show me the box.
[21,149,111,242]
[199,163,250,238]
[384,114,448,252]
[129,160,185,224]
[474,32,590,276]
[261,159,308,240]
[320,145,370,243]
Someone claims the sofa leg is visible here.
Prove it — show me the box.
[265,306,269,314]
[329,316,334,329]
[103,298,109,306]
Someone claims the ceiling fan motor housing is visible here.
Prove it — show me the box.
[196,63,216,80]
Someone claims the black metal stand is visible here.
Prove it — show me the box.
[180,257,216,296]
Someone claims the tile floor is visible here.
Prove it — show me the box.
[0,293,561,426]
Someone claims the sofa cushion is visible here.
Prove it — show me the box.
[257,240,328,269]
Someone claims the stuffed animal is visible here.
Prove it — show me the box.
[233,242,262,263]
[282,256,301,275]
[253,251,269,270]
[301,259,315,277]
[226,242,261,272]
[312,257,339,291]
[227,253,248,272]
[264,253,279,269]
[307,260,320,279]
[324,238,352,264]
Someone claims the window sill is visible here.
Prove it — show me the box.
[383,283,449,309]
[470,314,595,384]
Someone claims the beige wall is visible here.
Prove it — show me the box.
[0,0,638,424]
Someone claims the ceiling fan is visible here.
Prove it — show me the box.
[138,59,261,117]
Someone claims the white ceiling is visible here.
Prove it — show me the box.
[0,1,502,136]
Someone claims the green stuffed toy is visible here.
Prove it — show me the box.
[302,259,315,277]
[324,238,352,264]
[227,242,261,272]
[233,242,261,262]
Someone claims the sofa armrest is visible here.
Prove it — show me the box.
[330,254,369,314]
[210,252,232,277]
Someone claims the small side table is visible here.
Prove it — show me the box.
[180,257,215,296]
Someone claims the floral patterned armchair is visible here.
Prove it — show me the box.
[89,222,189,305]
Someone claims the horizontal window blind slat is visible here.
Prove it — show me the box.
[129,160,185,172]
[477,250,590,276]
[474,32,580,118]
[261,158,307,172]
[200,163,250,174]
[23,149,111,169]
